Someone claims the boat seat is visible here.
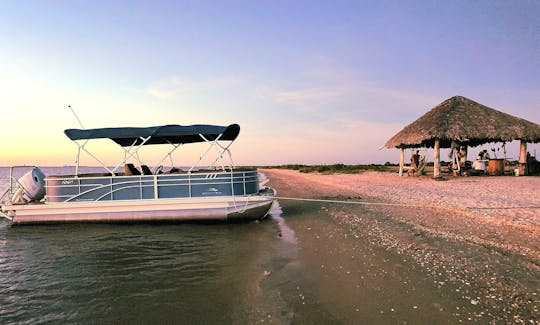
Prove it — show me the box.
[141,165,153,175]
[124,163,141,176]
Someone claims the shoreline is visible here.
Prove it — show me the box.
[262,169,540,262]
[262,168,539,323]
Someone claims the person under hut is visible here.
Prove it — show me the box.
[458,147,467,168]
[480,149,490,160]
[465,153,486,176]
[408,150,421,176]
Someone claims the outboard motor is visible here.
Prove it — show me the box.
[11,167,46,203]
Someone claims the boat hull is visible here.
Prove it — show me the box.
[3,195,274,224]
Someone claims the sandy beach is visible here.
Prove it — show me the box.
[262,169,539,323]
[263,169,540,260]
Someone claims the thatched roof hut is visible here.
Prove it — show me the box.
[385,96,540,177]
[385,96,540,149]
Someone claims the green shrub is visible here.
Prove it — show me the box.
[266,164,392,174]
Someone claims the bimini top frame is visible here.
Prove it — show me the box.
[64,124,241,176]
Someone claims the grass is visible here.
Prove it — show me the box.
[262,163,396,174]
[259,159,540,176]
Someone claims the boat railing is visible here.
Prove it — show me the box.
[44,169,260,203]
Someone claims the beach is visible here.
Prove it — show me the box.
[262,168,539,323]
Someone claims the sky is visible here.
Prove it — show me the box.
[1,0,539,167]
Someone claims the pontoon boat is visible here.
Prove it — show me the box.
[0,124,276,224]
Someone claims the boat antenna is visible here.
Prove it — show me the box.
[68,105,85,129]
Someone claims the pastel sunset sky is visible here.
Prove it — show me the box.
[1,1,539,167]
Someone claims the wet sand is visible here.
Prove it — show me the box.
[262,169,539,323]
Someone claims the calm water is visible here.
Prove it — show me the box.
[0,220,280,323]
[0,167,296,323]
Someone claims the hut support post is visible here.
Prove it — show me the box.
[434,139,440,178]
[399,148,405,176]
[519,141,527,176]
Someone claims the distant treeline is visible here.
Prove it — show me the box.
[260,163,396,174]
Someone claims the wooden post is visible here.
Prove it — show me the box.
[519,140,527,175]
[433,139,440,178]
[399,148,405,176]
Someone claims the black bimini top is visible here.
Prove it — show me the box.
[64,124,240,146]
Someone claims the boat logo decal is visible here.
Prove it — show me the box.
[202,187,222,195]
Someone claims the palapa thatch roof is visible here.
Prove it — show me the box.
[385,96,540,149]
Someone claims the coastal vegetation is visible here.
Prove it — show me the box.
[263,158,540,176]
[264,163,395,174]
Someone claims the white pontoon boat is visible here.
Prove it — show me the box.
[0,123,276,224]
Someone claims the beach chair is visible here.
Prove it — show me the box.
[124,163,141,176]
[140,165,153,175]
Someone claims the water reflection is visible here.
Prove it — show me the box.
[270,201,297,244]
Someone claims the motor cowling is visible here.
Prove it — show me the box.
[11,167,46,203]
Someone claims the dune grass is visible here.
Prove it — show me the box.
[263,163,395,174]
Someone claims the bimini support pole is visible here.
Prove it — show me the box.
[210,139,236,171]
[75,145,82,176]
[153,142,182,173]
[111,136,152,174]
[188,134,223,173]
[68,105,85,129]
[72,135,152,176]
[73,139,115,175]
[73,138,92,176]
[67,105,86,176]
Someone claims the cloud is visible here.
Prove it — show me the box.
[236,117,406,165]
[274,89,343,103]
[255,82,437,109]
[252,85,341,104]
[250,59,442,117]
[147,85,178,100]
[146,76,192,100]
[250,83,440,130]
[146,75,244,100]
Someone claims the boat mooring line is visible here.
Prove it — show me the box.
[274,196,425,208]
[274,196,540,210]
